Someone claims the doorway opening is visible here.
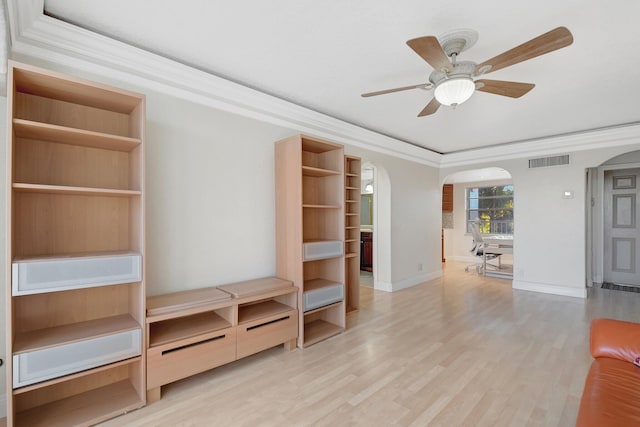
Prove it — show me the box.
[589,150,640,290]
[441,167,514,279]
[360,164,374,287]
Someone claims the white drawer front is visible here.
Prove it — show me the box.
[303,241,343,261]
[13,329,142,388]
[12,254,142,295]
[304,283,344,312]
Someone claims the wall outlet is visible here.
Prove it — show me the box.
[418,263,423,271]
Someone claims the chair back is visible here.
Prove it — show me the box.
[470,222,485,244]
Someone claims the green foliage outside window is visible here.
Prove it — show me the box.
[466,185,514,234]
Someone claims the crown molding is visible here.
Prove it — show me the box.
[440,122,640,168]
[6,1,639,170]
[6,0,441,167]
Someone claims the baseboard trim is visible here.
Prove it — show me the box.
[374,271,442,293]
[512,280,587,299]
[0,392,6,418]
[374,280,393,292]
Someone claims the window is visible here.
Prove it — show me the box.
[466,185,514,234]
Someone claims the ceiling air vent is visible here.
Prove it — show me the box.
[528,154,570,169]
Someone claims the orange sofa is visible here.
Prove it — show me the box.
[576,318,640,426]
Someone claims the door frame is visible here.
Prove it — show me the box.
[593,161,640,285]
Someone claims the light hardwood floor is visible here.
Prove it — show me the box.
[101,262,640,426]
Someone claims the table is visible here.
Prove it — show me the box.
[482,235,513,277]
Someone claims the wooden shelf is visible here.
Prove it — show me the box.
[345,186,358,190]
[345,253,358,259]
[302,166,341,177]
[238,300,293,325]
[13,183,141,197]
[304,278,341,292]
[149,311,231,348]
[13,356,141,395]
[345,226,359,230]
[13,314,140,354]
[15,379,142,427]
[346,213,359,216]
[303,319,344,347]
[14,65,142,113]
[345,173,358,177]
[13,119,141,152]
[302,204,341,209]
[345,239,358,243]
[147,287,231,319]
[303,300,342,316]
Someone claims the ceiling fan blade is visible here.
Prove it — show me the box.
[418,97,441,117]
[406,36,453,72]
[475,79,535,98]
[361,83,432,98]
[475,27,573,75]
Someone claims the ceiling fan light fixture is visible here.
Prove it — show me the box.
[434,77,475,106]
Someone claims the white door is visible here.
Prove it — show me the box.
[604,169,640,286]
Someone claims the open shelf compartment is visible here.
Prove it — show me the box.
[14,358,144,427]
[149,310,232,348]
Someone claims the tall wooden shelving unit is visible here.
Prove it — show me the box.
[275,135,345,347]
[344,156,361,312]
[5,62,146,426]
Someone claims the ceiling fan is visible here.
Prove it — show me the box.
[361,27,574,116]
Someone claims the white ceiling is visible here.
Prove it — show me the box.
[43,0,640,154]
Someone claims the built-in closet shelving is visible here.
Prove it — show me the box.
[344,156,361,312]
[5,61,146,426]
[275,135,346,347]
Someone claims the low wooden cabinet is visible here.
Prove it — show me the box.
[145,278,298,402]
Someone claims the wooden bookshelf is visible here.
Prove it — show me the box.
[276,135,346,347]
[344,156,361,312]
[6,61,146,426]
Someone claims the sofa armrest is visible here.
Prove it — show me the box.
[591,318,640,364]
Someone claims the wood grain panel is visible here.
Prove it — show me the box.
[14,138,131,190]
[14,284,131,333]
[13,193,130,257]
[15,93,131,137]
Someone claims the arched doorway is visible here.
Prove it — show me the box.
[358,162,392,292]
[441,167,514,278]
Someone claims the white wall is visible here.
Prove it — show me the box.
[345,147,442,290]
[440,144,640,298]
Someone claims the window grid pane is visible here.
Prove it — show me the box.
[465,185,514,235]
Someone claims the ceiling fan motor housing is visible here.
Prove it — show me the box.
[429,61,476,86]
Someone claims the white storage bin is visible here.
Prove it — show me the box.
[303,240,343,261]
[13,328,141,388]
[12,253,142,295]
[304,282,344,312]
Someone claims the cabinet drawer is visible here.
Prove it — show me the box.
[12,253,142,295]
[13,329,141,388]
[147,327,236,389]
[237,309,298,359]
